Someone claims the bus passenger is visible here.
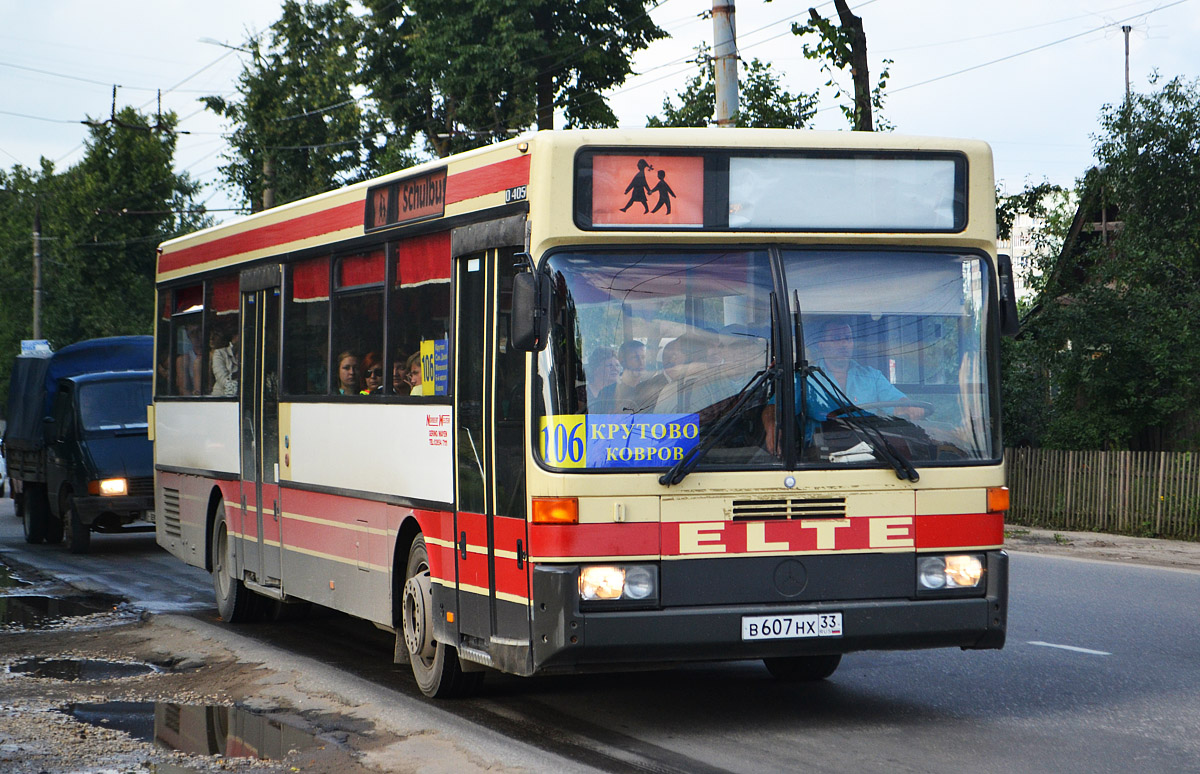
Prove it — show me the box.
[585,346,621,408]
[210,328,239,397]
[360,351,384,395]
[335,351,362,395]
[391,352,408,395]
[593,339,650,413]
[652,335,724,415]
[406,351,425,395]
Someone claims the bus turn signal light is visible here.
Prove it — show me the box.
[987,487,1010,513]
[532,497,578,524]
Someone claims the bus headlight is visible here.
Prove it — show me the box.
[89,478,128,496]
[579,564,658,606]
[917,554,985,591]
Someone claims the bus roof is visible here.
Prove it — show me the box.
[157,128,994,284]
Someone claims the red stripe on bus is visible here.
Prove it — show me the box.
[158,201,362,274]
[914,512,1004,549]
[494,514,530,600]
[445,155,530,205]
[158,155,529,275]
[529,522,660,559]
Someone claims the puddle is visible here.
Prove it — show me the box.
[0,593,124,628]
[62,701,326,761]
[0,563,32,589]
[8,657,158,680]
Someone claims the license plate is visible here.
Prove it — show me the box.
[741,612,843,641]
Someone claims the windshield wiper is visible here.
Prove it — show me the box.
[806,367,919,482]
[658,364,776,487]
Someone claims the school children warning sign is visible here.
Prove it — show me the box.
[590,154,704,227]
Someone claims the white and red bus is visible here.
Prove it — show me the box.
[153,129,1017,697]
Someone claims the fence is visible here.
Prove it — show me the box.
[1005,447,1200,540]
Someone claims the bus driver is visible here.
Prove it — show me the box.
[762,320,923,455]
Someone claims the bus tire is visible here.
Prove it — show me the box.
[63,492,91,554]
[212,501,261,623]
[763,654,842,682]
[401,535,483,698]
[22,484,49,544]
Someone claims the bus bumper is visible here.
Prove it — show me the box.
[530,551,1007,672]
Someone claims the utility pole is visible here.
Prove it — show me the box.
[713,0,737,127]
[32,204,43,339]
[1121,25,1132,102]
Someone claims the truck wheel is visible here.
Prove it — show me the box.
[63,494,91,554]
[400,535,482,698]
[212,502,263,622]
[763,654,842,682]
[22,484,49,544]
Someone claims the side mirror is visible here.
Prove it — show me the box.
[510,271,550,352]
[996,254,1021,338]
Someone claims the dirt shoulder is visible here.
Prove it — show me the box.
[1004,524,1200,572]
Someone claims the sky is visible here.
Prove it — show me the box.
[2,0,1198,223]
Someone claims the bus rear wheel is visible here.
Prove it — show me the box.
[212,502,264,623]
[401,535,483,698]
[763,654,842,682]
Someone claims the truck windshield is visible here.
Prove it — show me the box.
[79,381,152,433]
[535,247,999,472]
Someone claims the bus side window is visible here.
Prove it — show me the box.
[284,256,331,395]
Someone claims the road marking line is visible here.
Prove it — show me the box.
[1027,640,1112,656]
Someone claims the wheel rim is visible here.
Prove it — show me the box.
[402,567,436,662]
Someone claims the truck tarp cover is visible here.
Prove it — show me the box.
[4,354,52,449]
[4,335,153,448]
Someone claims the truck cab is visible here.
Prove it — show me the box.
[45,371,155,552]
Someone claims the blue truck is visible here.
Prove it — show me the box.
[3,336,154,553]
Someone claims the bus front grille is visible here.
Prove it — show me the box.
[731,497,847,521]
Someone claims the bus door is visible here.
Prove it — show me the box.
[453,219,530,660]
[239,267,283,591]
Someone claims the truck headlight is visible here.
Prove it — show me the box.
[917,554,985,591]
[90,478,128,496]
[579,564,658,607]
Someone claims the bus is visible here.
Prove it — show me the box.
[153,128,1018,697]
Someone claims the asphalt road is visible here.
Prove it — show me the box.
[2,497,1197,773]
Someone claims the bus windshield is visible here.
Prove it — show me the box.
[538,249,778,471]
[537,248,999,473]
[783,250,998,466]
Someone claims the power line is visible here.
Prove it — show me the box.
[890,0,1192,95]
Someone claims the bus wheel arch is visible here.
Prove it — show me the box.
[204,487,225,573]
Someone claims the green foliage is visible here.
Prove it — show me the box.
[1005,76,1200,451]
[360,0,666,158]
[646,46,817,129]
[791,7,892,131]
[0,108,207,410]
[204,0,368,209]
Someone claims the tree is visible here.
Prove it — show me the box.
[360,0,667,158]
[0,107,207,408]
[204,0,368,210]
[647,45,818,129]
[788,0,892,131]
[1007,75,1200,451]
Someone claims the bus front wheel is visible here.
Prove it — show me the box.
[401,535,482,698]
[764,654,842,682]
